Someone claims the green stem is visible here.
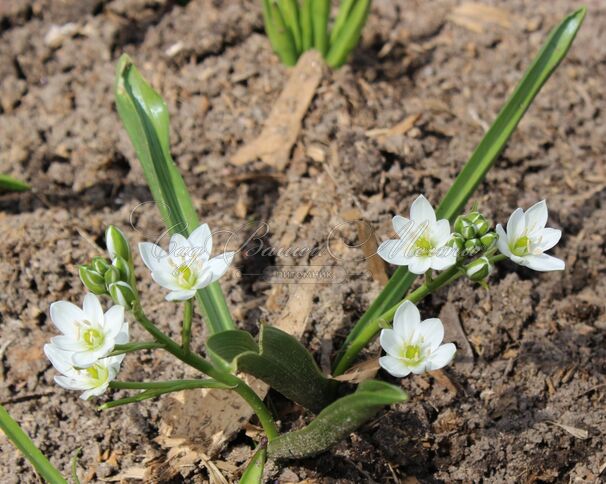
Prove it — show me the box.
[110,379,221,390]
[182,299,193,351]
[108,341,165,356]
[0,405,66,484]
[131,303,279,440]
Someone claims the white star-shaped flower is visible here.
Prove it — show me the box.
[139,224,234,301]
[379,300,456,377]
[378,195,457,274]
[49,294,128,368]
[496,200,564,272]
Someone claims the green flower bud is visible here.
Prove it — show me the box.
[108,281,137,308]
[106,225,131,262]
[92,256,110,275]
[454,215,466,235]
[480,232,498,249]
[466,256,492,282]
[447,233,465,252]
[461,223,477,240]
[79,265,107,295]
[104,266,121,286]
[464,238,482,256]
[112,256,131,281]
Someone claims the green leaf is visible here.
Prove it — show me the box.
[328,0,356,46]
[267,380,408,459]
[279,0,303,54]
[0,404,67,484]
[311,0,330,56]
[239,445,266,484]
[0,173,30,192]
[332,6,586,375]
[262,0,298,66]
[114,54,235,335]
[326,0,371,68]
[299,0,313,51]
[207,326,342,413]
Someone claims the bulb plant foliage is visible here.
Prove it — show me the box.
[262,0,372,68]
[0,7,586,484]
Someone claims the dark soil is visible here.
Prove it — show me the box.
[1,0,605,482]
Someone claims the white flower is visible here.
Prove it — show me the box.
[139,224,234,301]
[379,300,456,377]
[44,344,123,400]
[378,195,457,274]
[496,200,564,272]
[49,294,128,368]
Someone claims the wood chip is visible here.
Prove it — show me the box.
[334,359,380,383]
[545,420,589,440]
[439,303,474,372]
[231,51,325,170]
[448,3,512,33]
[365,113,421,138]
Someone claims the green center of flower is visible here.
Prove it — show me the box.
[82,327,104,350]
[86,364,109,384]
[176,264,197,288]
[414,236,433,256]
[511,235,531,257]
[401,344,423,364]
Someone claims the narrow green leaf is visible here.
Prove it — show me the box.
[239,445,266,484]
[326,0,371,68]
[279,0,303,54]
[299,0,313,51]
[207,326,342,413]
[311,0,330,56]
[332,7,586,375]
[329,0,356,46]
[0,404,67,484]
[267,380,407,459]
[0,173,30,192]
[263,0,298,66]
[114,54,235,334]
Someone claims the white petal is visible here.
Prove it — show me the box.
[139,242,168,273]
[188,224,212,260]
[430,253,456,271]
[417,318,444,352]
[194,270,214,290]
[429,219,451,248]
[166,289,196,301]
[115,322,129,345]
[379,355,412,378]
[410,195,436,225]
[103,305,125,338]
[379,329,404,357]
[426,343,457,371]
[377,239,411,266]
[205,252,234,284]
[506,208,525,242]
[392,215,412,237]
[82,294,104,326]
[393,300,421,341]
[534,228,561,252]
[80,383,108,400]
[151,270,183,291]
[169,233,190,253]
[44,344,76,375]
[522,254,565,272]
[50,301,85,336]
[50,336,86,352]
[496,224,513,257]
[407,256,432,275]
[71,342,114,368]
[524,200,548,231]
[54,375,91,391]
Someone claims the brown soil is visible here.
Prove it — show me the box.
[1,0,605,482]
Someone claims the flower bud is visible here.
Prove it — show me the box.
[109,281,137,308]
[92,256,110,275]
[106,225,131,262]
[104,266,121,286]
[480,232,498,249]
[461,223,477,240]
[79,266,107,295]
[464,238,482,256]
[466,256,492,282]
[112,256,131,282]
[447,233,465,252]
[467,212,490,236]
[453,215,466,235]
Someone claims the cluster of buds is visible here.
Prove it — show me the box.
[79,226,138,308]
[450,211,497,258]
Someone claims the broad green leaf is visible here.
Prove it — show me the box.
[0,404,67,484]
[333,7,586,375]
[267,380,408,459]
[207,326,342,413]
[239,445,266,484]
[0,173,30,192]
[311,0,330,56]
[114,54,234,334]
[326,0,371,68]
